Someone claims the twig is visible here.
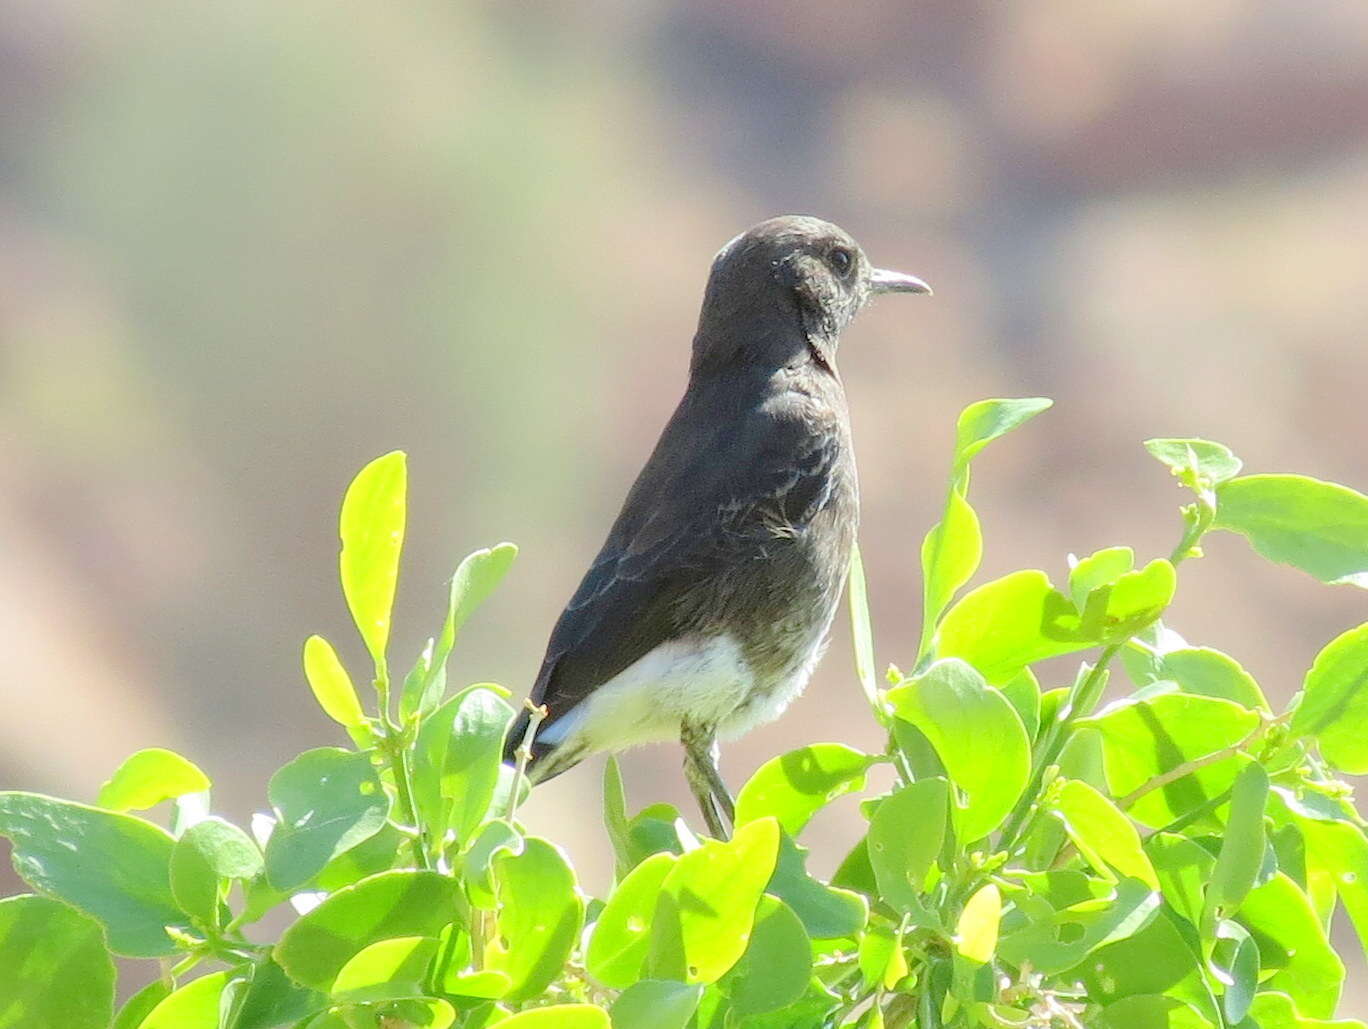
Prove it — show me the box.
[506,700,547,821]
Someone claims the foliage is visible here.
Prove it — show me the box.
[3,412,1368,1028]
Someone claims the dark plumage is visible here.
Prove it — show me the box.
[506,215,930,835]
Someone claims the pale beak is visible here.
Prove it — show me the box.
[869,268,933,296]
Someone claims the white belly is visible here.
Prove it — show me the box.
[536,634,754,755]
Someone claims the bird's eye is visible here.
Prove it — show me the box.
[829,247,853,276]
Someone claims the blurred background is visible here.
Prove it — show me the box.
[2,0,1367,1009]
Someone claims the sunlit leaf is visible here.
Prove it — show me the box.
[1144,438,1243,487]
[497,1006,608,1029]
[1290,621,1368,773]
[867,778,948,922]
[953,397,1053,473]
[96,748,211,812]
[339,450,407,664]
[723,895,811,1015]
[486,838,583,1002]
[0,895,114,1029]
[955,884,1001,963]
[302,635,367,728]
[1051,780,1159,889]
[412,684,513,846]
[921,487,982,635]
[586,852,676,989]
[139,972,231,1029]
[1238,873,1343,1017]
[610,980,701,1029]
[735,744,872,837]
[1069,547,1134,612]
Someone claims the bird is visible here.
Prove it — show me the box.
[505,215,931,837]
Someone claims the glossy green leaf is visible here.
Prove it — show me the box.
[0,895,114,1029]
[112,981,170,1029]
[867,778,948,920]
[140,971,231,1029]
[1149,647,1267,710]
[1069,546,1134,612]
[274,869,461,991]
[887,660,1030,840]
[934,570,1084,683]
[1291,621,1368,772]
[171,816,262,927]
[724,895,811,1015]
[0,792,184,956]
[998,876,1160,975]
[498,1007,608,1029]
[1086,559,1177,644]
[96,748,211,812]
[264,747,388,891]
[1144,438,1243,487]
[332,935,438,1001]
[766,832,868,939]
[339,450,407,663]
[610,980,702,1029]
[1097,995,1213,1029]
[303,634,367,728]
[1051,780,1158,889]
[1292,817,1368,963]
[1214,474,1368,587]
[413,685,513,845]
[1211,919,1259,1024]
[1238,872,1343,1017]
[486,837,583,1002]
[735,744,872,836]
[1247,990,1367,1029]
[587,852,677,988]
[953,397,1053,472]
[955,884,1001,963]
[1079,909,1217,1017]
[1000,668,1042,740]
[401,543,517,720]
[231,957,326,1029]
[848,544,880,714]
[649,817,780,984]
[1207,762,1268,919]
[921,486,982,632]
[1080,691,1260,827]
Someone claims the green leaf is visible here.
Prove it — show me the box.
[649,817,780,984]
[1213,474,1368,587]
[1207,762,1269,919]
[0,792,184,956]
[96,748,211,812]
[1144,438,1243,487]
[934,570,1084,682]
[735,744,872,837]
[1238,872,1343,1017]
[1290,621,1368,772]
[603,756,633,876]
[953,397,1053,473]
[264,747,389,891]
[339,450,407,664]
[587,852,677,989]
[112,981,170,1029]
[1146,832,1215,928]
[1292,818,1368,964]
[231,957,326,1029]
[0,896,114,1029]
[1069,547,1134,612]
[401,543,517,720]
[314,822,403,894]
[1211,919,1259,1024]
[765,832,868,939]
[413,685,514,846]
[1086,559,1177,644]
[1080,691,1260,827]
[140,971,232,1029]
[462,820,522,909]
[486,837,583,1002]
[955,884,1001,963]
[1097,995,1213,1029]
[723,895,811,1016]
[302,635,367,728]
[1079,909,1217,1018]
[171,816,262,927]
[609,980,702,1029]
[1147,647,1267,710]
[332,936,438,1001]
[1051,780,1159,889]
[998,876,1160,975]
[886,659,1030,841]
[848,544,880,716]
[274,869,461,991]
[1247,991,1367,1029]
[1001,668,1042,740]
[498,1007,609,1029]
[867,778,948,920]
[921,487,982,633]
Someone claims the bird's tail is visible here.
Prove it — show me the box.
[502,706,584,785]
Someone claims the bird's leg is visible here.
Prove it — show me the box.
[681,722,734,838]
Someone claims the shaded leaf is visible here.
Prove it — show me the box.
[0,895,115,1029]
[1145,438,1243,487]
[1207,763,1269,919]
[723,895,811,1015]
[610,980,702,1029]
[171,816,262,928]
[412,684,513,846]
[867,778,948,922]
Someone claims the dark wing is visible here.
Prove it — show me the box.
[505,392,843,766]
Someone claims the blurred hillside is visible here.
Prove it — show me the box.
[2,0,1366,1008]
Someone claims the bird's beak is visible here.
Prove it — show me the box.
[869,268,933,296]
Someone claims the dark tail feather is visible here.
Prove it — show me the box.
[502,707,583,784]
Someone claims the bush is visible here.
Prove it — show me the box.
[3,398,1368,1029]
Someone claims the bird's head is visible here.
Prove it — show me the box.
[692,215,931,375]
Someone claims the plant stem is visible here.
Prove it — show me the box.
[998,646,1119,853]
[1119,711,1290,811]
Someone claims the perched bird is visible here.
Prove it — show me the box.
[506,215,930,836]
